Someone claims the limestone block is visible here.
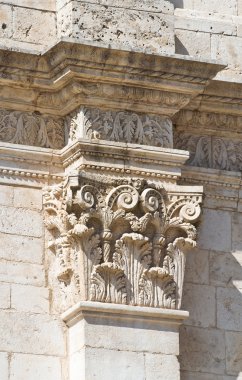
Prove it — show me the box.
[239,0,242,15]
[232,213,242,251]
[14,188,42,210]
[58,2,175,54]
[13,7,56,45]
[210,251,242,289]
[0,233,43,264]
[217,287,242,331]
[0,283,10,309]
[0,185,14,206]
[0,311,65,356]
[0,0,56,11]
[11,284,49,313]
[185,248,209,285]
[0,4,12,38]
[0,207,42,237]
[70,314,180,355]
[71,347,145,380]
[0,260,45,286]
[197,209,231,252]
[192,0,237,15]
[145,353,180,380]
[175,30,211,59]
[63,0,174,13]
[175,9,236,35]
[182,284,216,328]
[225,331,242,375]
[180,326,225,374]
[211,34,242,69]
[0,352,8,380]
[181,371,240,380]
[172,0,193,8]
[10,353,62,380]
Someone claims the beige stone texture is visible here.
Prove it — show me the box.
[11,284,49,313]
[71,347,145,380]
[0,310,65,356]
[182,283,216,328]
[211,34,242,69]
[0,283,10,309]
[175,30,211,59]
[0,351,8,380]
[1,1,56,11]
[217,287,242,331]
[197,209,232,252]
[232,213,242,251]
[181,372,240,380]
[0,185,14,206]
[0,206,42,237]
[69,314,180,355]
[0,260,45,286]
[0,5,12,39]
[10,353,62,380]
[13,7,56,45]
[0,233,43,264]
[58,1,175,54]
[175,9,236,35]
[192,0,237,15]
[13,187,42,210]
[185,248,209,285]
[180,326,225,374]
[225,331,242,375]
[210,250,242,289]
[145,354,180,380]
[62,0,174,13]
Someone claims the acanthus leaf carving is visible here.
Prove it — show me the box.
[0,109,65,148]
[44,174,202,312]
[67,106,173,148]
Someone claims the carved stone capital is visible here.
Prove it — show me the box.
[44,173,202,312]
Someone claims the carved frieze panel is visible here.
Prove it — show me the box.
[0,109,65,148]
[67,106,173,148]
[175,133,242,171]
[43,173,202,311]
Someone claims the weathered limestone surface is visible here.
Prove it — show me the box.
[63,302,186,380]
[1,2,242,380]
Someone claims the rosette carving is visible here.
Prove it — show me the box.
[44,175,202,312]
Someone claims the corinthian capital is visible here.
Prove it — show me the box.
[44,174,202,312]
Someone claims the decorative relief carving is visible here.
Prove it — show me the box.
[175,133,242,171]
[67,106,173,147]
[44,174,202,311]
[175,110,242,133]
[0,109,65,148]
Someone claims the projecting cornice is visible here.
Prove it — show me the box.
[0,39,225,116]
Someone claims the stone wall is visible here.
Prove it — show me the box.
[0,183,67,380]
[0,1,242,380]
[0,0,56,52]
[181,201,242,379]
[174,0,242,81]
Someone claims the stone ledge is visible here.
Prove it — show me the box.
[62,301,189,327]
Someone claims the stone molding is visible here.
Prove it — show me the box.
[62,300,189,327]
[43,170,202,311]
[0,41,224,116]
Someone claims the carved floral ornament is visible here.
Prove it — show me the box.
[67,106,173,148]
[43,175,202,311]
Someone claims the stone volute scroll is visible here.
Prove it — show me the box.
[43,173,202,312]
